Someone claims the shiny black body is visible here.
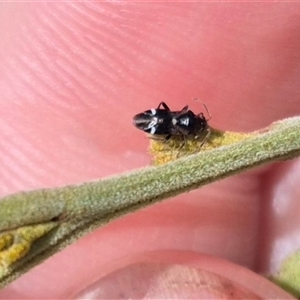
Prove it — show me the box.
[133,102,209,141]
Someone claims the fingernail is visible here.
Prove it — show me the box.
[75,262,260,299]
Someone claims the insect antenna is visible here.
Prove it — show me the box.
[192,98,212,121]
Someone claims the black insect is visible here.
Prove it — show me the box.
[133,101,211,146]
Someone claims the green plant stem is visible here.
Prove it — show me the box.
[1,116,300,288]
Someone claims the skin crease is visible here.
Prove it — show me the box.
[0,2,300,299]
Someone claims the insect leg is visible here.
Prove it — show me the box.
[157,102,171,111]
[177,105,189,115]
[174,135,187,158]
[199,126,211,148]
[164,134,172,141]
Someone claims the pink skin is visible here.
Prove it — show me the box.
[0,2,300,299]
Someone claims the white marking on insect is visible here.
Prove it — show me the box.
[180,117,189,126]
[172,118,177,125]
[145,117,158,130]
[151,109,156,115]
[150,126,156,134]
